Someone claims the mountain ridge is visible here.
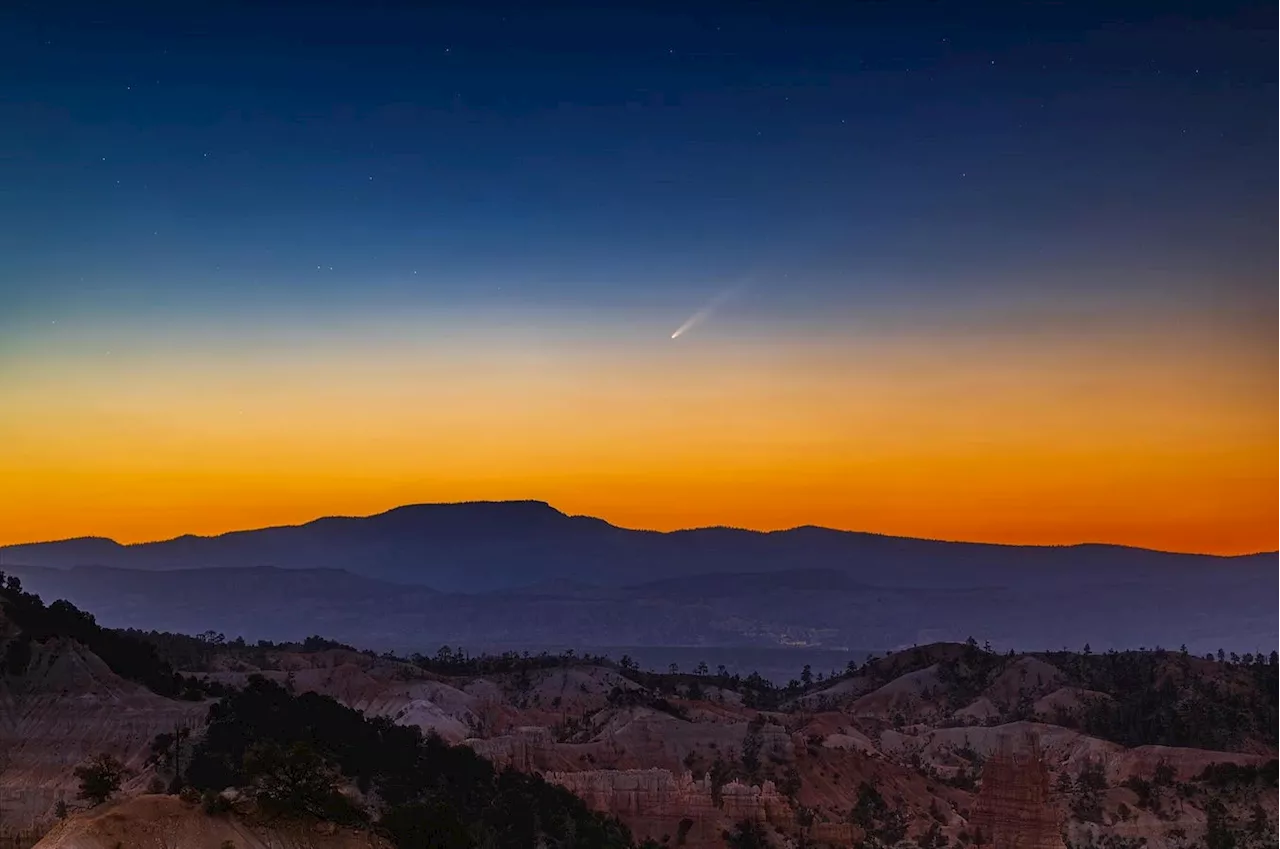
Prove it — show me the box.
[5,499,1274,557]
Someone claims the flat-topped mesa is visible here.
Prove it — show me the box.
[971,734,1065,849]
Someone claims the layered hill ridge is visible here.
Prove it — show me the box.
[3,502,1276,657]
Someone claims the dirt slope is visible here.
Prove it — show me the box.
[31,795,388,849]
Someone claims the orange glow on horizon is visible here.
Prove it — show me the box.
[2,305,1275,555]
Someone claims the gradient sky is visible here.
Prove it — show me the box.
[1,1,1275,553]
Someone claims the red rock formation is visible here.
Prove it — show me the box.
[543,768,793,847]
[971,734,1065,849]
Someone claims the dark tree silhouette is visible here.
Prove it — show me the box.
[723,819,769,849]
[183,676,638,848]
[74,754,127,806]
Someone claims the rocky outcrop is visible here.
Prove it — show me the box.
[544,768,792,846]
[466,726,556,771]
[971,734,1065,849]
[547,767,791,821]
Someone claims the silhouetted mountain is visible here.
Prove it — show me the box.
[3,500,1271,594]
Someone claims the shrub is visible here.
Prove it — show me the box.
[202,789,233,815]
[723,819,769,849]
[74,754,127,806]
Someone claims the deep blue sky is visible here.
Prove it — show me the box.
[2,0,1274,323]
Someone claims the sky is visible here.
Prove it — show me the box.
[1,1,1275,553]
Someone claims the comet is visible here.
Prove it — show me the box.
[669,286,742,339]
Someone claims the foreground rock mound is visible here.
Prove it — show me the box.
[31,795,388,849]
